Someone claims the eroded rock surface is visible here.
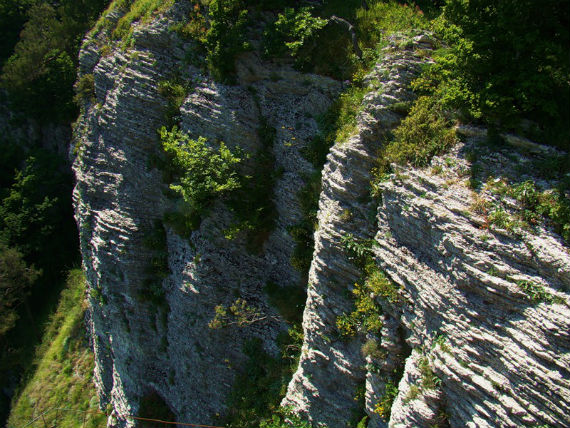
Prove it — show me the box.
[73,3,340,426]
[73,4,570,427]
[283,35,434,427]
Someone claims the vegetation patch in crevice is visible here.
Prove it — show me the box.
[226,115,280,254]
[158,77,192,128]
[160,126,243,235]
[139,219,170,305]
[217,328,304,428]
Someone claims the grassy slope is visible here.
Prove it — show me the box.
[7,269,105,428]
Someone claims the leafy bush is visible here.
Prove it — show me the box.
[374,380,398,421]
[0,0,34,65]
[1,0,108,122]
[221,332,304,428]
[205,0,251,81]
[366,265,400,304]
[0,150,77,277]
[382,95,457,169]
[227,117,279,254]
[74,73,95,104]
[158,78,189,127]
[336,279,383,337]
[160,126,242,227]
[416,1,570,148]
[510,181,570,244]
[263,7,328,58]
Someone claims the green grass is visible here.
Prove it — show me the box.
[7,269,105,428]
[92,0,174,49]
[373,96,458,191]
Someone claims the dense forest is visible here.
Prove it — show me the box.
[0,0,108,424]
[0,0,568,427]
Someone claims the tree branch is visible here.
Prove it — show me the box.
[330,15,362,59]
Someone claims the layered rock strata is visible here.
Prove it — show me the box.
[283,35,434,427]
[73,3,340,426]
[283,34,570,428]
[72,3,570,427]
[376,135,570,427]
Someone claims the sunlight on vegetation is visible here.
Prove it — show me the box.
[7,269,104,428]
[160,126,243,232]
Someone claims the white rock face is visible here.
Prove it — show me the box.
[283,33,570,428]
[73,3,341,426]
[73,4,570,427]
[283,35,434,427]
[375,139,570,427]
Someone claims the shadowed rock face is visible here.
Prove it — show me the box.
[73,4,570,427]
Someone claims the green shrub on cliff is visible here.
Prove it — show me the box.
[160,126,243,228]
[205,0,251,81]
[263,7,328,58]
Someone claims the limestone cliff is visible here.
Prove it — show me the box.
[72,3,570,428]
[73,2,339,426]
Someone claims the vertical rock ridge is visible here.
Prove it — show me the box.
[283,35,432,427]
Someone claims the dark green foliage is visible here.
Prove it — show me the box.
[74,73,96,104]
[0,0,35,66]
[205,0,251,82]
[0,139,26,192]
[264,281,306,325]
[262,7,328,58]
[260,408,312,428]
[420,0,570,148]
[289,171,321,275]
[2,3,76,122]
[377,95,457,174]
[158,78,189,127]
[0,150,77,277]
[0,243,40,338]
[222,328,304,428]
[509,180,570,244]
[341,233,375,267]
[227,117,280,254]
[1,0,108,122]
[160,126,243,232]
